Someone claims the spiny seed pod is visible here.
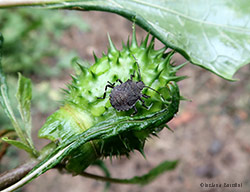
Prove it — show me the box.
[38,29,186,174]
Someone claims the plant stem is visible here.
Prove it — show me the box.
[2,144,72,192]
[81,160,178,185]
[0,0,60,7]
[0,159,39,190]
[80,172,135,184]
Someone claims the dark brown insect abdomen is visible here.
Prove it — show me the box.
[109,80,140,111]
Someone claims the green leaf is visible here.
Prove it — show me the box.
[16,73,32,140]
[1,1,249,80]
[0,34,28,145]
[0,33,38,157]
[1,137,33,154]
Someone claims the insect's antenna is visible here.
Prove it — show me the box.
[132,54,141,81]
[144,85,165,101]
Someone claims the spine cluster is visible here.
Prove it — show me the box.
[38,30,186,174]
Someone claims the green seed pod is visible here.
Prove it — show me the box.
[38,30,186,174]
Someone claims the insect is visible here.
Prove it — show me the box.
[97,56,163,115]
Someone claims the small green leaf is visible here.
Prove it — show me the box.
[0,33,38,157]
[16,72,32,140]
[0,34,28,145]
[2,137,33,155]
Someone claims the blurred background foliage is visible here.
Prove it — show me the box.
[0,8,88,77]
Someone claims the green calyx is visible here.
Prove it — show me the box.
[38,30,186,174]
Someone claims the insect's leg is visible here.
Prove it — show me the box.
[142,94,150,99]
[97,84,114,99]
[139,98,149,109]
[115,79,123,84]
[144,86,165,101]
[107,81,115,86]
[131,106,138,116]
[130,70,135,80]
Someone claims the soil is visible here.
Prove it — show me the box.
[5,11,250,192]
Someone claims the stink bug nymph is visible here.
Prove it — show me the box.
[97,55,163,115]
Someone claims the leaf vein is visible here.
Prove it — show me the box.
[129,0,250,33]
